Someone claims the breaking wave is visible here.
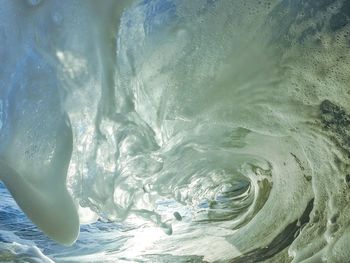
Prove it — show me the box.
[1,0,350,262]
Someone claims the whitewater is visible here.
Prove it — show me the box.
[1,0,350,262]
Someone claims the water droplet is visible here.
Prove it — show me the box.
[27,0,42,6]
[330,213,339,224]
[173,211,182,221]
[160,222,173,235]
[52,12,63,25]
[345,174,350,188]
[143,183,152,193]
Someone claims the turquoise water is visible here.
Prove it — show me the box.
[1,0,350,262]
[0,182,203,262]
[0,182,127,262]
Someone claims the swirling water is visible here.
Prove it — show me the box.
[1,0,350,262]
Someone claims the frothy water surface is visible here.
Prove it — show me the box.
[1,0,350,262]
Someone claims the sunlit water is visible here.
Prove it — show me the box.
[1,0,350,262]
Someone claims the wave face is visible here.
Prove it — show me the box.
[1,0,350,262]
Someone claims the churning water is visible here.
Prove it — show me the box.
[1,0,350,262]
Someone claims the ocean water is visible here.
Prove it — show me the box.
[1,0,350,262]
